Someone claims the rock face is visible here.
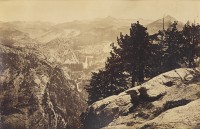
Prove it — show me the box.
[0,44,86,129]
[82,68,200,129]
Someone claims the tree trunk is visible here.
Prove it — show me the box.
[131,74,135,87]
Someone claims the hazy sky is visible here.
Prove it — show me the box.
[0,0,200,23]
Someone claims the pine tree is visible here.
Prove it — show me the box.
[118,21,149,87]
[147,41,164,77]
[162,21,183,71]
[105,43,128,93]
[86,44,128,105]
[182,22,200,67]
[86,70,109,105]
[86,21,151,104]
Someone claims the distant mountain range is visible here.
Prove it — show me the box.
[0,15,185,70]
[0,16,153,44]
[0,15,183,44]
[0,15,183,45]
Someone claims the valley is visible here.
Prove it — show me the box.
[0,16,154,96]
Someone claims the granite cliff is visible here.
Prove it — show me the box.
[0,44,86,129]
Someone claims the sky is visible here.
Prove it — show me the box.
[0,0,200,23]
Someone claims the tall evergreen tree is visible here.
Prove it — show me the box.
[86,21,150,104]
[105,43,128,93]
[86,70,109,105]
[86,44,128,104]
[182,22,200,67]
[162,21,183,71]
[147,42,164,77]
[117,21,149,87]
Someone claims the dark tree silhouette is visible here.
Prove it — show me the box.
[117,21,150,87]
[162,21,183,71]
[105,43,128,93]
[182,22,200,67]
[86,70,108,105]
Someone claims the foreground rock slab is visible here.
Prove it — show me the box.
[82,68,200,129]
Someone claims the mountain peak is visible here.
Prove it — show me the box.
[164,15,177,21]
[146,15,183,34]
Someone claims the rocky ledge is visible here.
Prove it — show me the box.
[82,68,200,129]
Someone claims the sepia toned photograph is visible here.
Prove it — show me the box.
[0,0,200,129]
